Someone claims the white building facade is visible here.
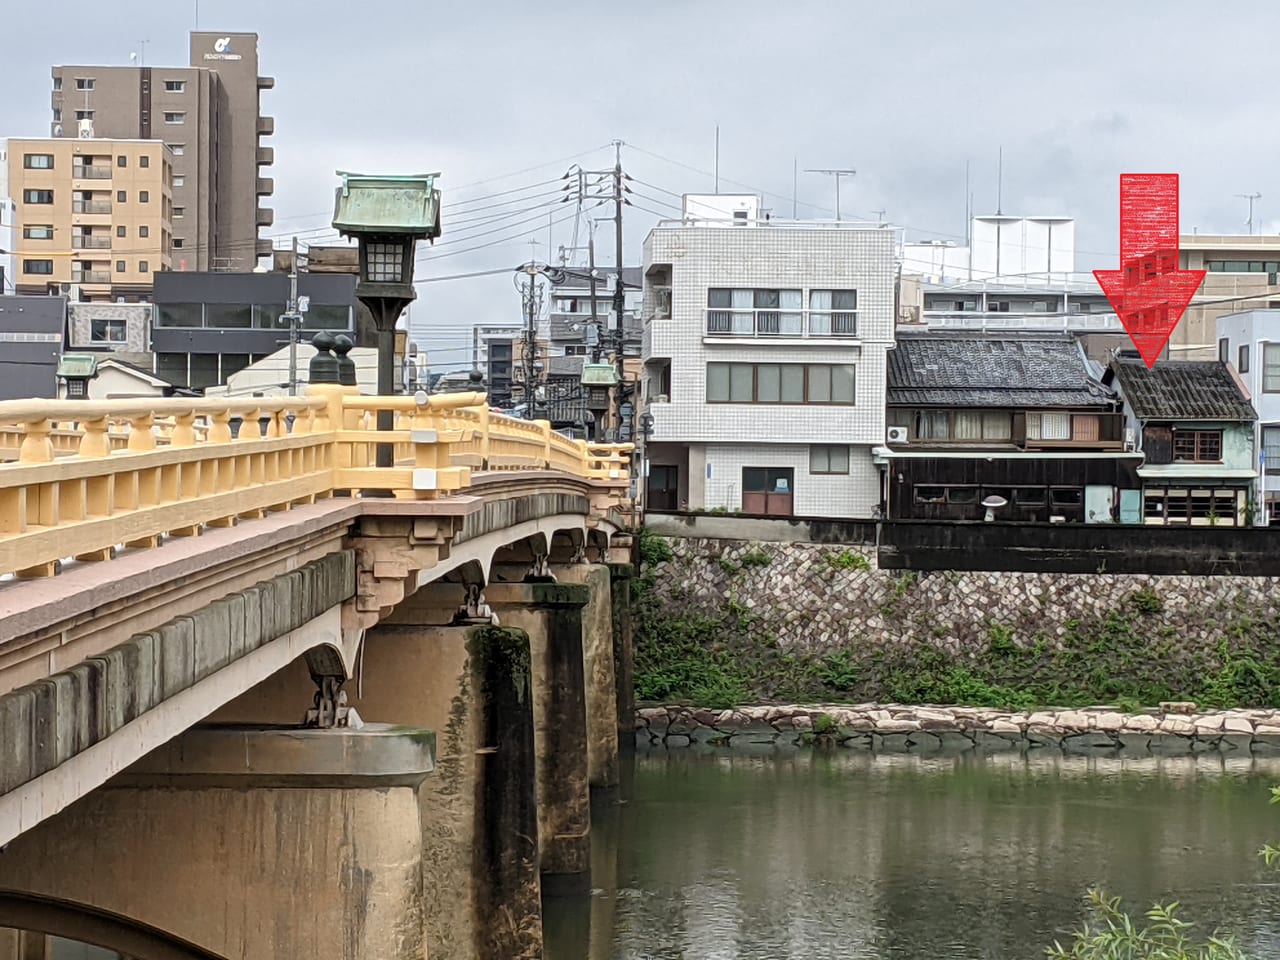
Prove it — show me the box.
[641,197,896,518]
[1215,308,1280,523]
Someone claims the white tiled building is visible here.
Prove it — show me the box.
[640,195,897,518]
[1215,308,1280,523]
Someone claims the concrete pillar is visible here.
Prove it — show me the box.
[550,564,619,791]
[609,563,636,747]
[0,725,434,960]
[351,621,541,960]
[486,582,591,890]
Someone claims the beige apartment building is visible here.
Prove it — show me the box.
[7,136,173,300]
[50,31,274,272]
[1173,234,1280,359]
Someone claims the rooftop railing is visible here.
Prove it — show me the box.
[0,388,633,579]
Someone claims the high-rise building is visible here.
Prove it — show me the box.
[50,31,275,272]
[6,135,174,300]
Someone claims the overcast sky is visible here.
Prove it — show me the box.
[6,0,1280,371]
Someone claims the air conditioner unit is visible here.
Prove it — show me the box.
[77,118,94,139]
[886,426,909,444]
[1124,427,1136,451]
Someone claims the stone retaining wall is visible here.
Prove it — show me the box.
[636,703,1280,756]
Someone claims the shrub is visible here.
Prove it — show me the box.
[826,549,872,572]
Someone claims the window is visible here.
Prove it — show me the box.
[53,76,62,91]
[116,190,127,203]
[139,225,149,237]
[139,260,149,273]
[806,364,855,404]
[1172,430,1223,463]
[1240,344,1250,374]
[163,112,185,124]
[156,303,203,327]
[809,289,858,336]
[23,154,54,169]
[115,260,126,273]
[65,380,86,399]
[1219,338,1230,363]
[117,155,127,168]
[205,304,253,328]
[810,445,850,475]
[1207,260,1280,273]
[1265,427,1280,473]
[1265,344,1280,392]
[948,486,979,504]
[171,144,185,156]
[75,77,94,90]
[914,486,945,504]
[1071,414,1100,442]
[140,155,150,168]
[75,110,93,121]
[91,317,127,343]
[164,79,186,92]
[116,225,126,237]
[172,175,185,187]
[139,190,149,203]
[173,238,184,248]
[52,107,62,122]
[23,189,53,204]
[1013,487,1046,505]
[23,259,53,275]
[1027,412,1071,441]
[173,206,185,219]
[1051,488,1083,506]
[916,410,950,440]
[23,225,53,240]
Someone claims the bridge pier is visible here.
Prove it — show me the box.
[0,725,434,960]
[486,582,592,891]
[609,563,636,748]
[551,563,620,792]
[350,620,542,960]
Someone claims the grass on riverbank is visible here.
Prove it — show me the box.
[632,530,1280,712]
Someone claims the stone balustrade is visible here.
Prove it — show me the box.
[0,387,633,579]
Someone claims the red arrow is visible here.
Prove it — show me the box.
[1093,173,1205,368]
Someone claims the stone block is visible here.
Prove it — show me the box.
[242,586,264,650]
[1189,737,1217,753]
[64,660,105,752]
[937,731,977,753]
[1218,734,1255,753]
[735,721,781,743]
[840,734,873,751]
[974,730,1019,752]
[1116,734,1151,754]
[1062,732,1119,755]
[664,734,691,748]
[299,564,316,624]
[46,673,79,767]
[1223,716,1255,735]
[907,731,942,752]
[158,617,196,700]
[874,733,912,752]
[27,679,60,778]
[1251,734,1280,756]
[875,718,921,734]
[258,579,279,642]
[0,686,35,793]
[989,719,1023,734]
[192,602,233,683]
[282,571,304,633]
[1148,735,1193,755]
[1026,726,1062,749]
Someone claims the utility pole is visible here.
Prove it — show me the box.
[1237,192,1262,235]
[286,235,302,394]
[804,168,856,221]
[612,140,628,440]
[514,262,553,420]
[587,215,601,362]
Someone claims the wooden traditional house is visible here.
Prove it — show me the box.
[880,332,1141,521]
[1104,357,1258,525]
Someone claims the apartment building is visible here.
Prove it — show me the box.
[1214,309,1280,523]
[6,135,173,300]
[1173,235,1280,360]
[641,194,896,518]
[50,31,275,272]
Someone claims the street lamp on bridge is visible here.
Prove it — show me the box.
[332,171,442,468]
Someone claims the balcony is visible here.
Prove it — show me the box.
[71,165,112,180]
[72,236,112,249]
[257,75,275,90]
[256,177,274,197]
[256,207,274,227]
[256,146,274,166]
[257,116,274,136]
[72,199,112,215]
[704,308,858,339]
[72,270,111,284]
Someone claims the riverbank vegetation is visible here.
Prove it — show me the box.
[632,530,1280,711]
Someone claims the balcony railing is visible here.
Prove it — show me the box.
[705,308,858,338]
[72,165,112,180]
[71,271,111,284]
[72,200,112,214]
[72,236,111,250]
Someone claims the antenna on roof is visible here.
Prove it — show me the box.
[996,146,1004,216]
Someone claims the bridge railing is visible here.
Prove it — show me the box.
[0,388,632,579]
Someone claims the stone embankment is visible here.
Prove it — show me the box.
[636,703,1280,756]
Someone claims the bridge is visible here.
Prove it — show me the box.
[0,358,637,960]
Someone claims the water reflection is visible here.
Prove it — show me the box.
[545,747,1280,960]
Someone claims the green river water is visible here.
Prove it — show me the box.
[543,747,1280,960]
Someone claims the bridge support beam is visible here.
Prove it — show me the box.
[349,620,543,960]
[486,582,592,891]
[551,563,619,791]
[0,725,434,960]
[609,563,636,747]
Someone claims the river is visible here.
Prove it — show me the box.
[544,747,1280,960]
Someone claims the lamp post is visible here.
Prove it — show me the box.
[332,171,442,469]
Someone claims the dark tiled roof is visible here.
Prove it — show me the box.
[1108,359,1257,422]
[887,333,1114,407]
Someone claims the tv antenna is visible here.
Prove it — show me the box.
[1237,192,1262,235]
